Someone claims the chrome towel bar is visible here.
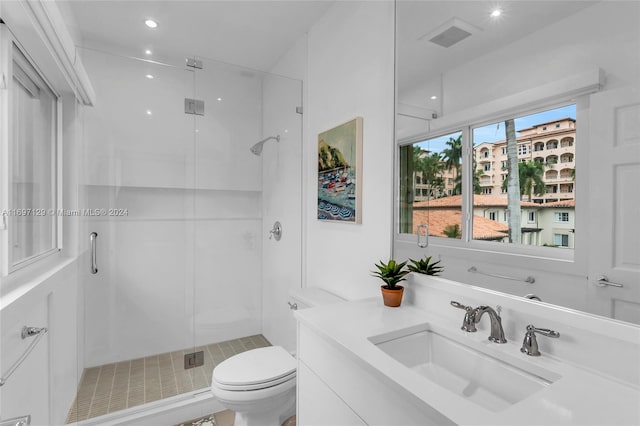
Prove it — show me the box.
[468,266,535,284]
[0,326,48,387]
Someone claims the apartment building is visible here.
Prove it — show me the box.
[475,118,576,203]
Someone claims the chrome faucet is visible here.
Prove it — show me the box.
[520,324,560,356]
[451,301,507,343]
[473,306,507,343]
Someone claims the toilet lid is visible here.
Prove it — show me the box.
[212,346,296,388]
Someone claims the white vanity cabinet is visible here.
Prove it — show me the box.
[297,362,365,426]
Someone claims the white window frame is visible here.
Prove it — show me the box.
[394,68,602,277]
[1,28,62,276]
[554,211,570,222]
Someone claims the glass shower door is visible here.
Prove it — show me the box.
[69,49,198,422]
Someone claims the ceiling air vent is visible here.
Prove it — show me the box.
[420,17,481,48]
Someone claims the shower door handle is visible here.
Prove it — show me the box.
[90,232,98,274]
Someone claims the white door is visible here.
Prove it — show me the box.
[587,86,640,324]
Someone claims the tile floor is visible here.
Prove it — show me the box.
[66,335,271,423]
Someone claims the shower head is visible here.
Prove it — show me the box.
[250,135,280,156]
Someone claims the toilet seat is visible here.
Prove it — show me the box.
[212,346,296,391]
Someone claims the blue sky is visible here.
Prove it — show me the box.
[416,104,576,154]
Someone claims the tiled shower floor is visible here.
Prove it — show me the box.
[66,335,271,423]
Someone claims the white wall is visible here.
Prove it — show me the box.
[304,1,396,300]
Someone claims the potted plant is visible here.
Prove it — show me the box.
[407,256,444,276]
[372,259,410,307]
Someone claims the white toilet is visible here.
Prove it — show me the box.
[210,288,344,426]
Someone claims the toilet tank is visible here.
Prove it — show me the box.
[288,287,345,310]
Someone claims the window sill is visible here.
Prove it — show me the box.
[395,233,580,276]
[0,253,76,311]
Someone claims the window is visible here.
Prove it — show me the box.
[561,153,574,163]
[555,212,570,222]
[399,131,463,239]
[2,41,59,272]
[398,104,577,253]
[471,104,575,246]
[561,137,574,148]
[518,145,529,155]
[554,233,569,247]
[555,123,560,128]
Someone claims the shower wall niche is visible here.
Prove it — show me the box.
[79,48,301,371]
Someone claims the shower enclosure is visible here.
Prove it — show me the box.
[69,48,302,422]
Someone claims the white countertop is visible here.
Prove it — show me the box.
[295,297,640,426]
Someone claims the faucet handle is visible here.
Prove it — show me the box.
[450,301,477,332]
[450,300,471,311]
[521,324,560,356]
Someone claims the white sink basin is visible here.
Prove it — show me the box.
[369,326,560,412]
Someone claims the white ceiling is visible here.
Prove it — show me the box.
[58,1,600,87]
[397,1,598,96]
[57,0,334,71]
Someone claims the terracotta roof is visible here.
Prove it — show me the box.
[540,199,575,208]
[518,117,575,132]
[413,209,509,241]
[414,194,538,209]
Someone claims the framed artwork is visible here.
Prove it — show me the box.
[317,117,363,223]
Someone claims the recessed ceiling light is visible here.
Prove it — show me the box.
[145,74,154,79]
[490,9,502,18]
[146,110,152,116]
[430,95,438,100]
[144,19,158,29]
[217,97,223,101]
[145,49,152,55]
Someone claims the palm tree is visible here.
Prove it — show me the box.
[422,152,445,195]
[413,148,445,198]
[442,135,462,193]
[519,161,546,201]
[443,224,461,238]
[501,161,546,201]
[505,119,522,244]
[454,165,483,195]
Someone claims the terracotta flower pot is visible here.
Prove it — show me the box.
[380,285,404,307]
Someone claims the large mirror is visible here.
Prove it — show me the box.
[395,1,640,324]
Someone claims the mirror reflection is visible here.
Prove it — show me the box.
[395,0,640,324]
